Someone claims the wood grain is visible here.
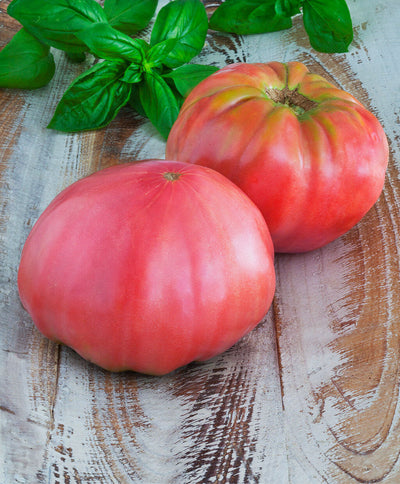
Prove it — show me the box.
[1,0,400,482]
[269,3,400,482]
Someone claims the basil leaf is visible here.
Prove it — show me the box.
[76,23,146,62]
[139,71,181,138]
[7,0,106,53]
[209,0,293,35]
[65,51,86,63]
[104,0,157,35]
[150,0,208,69]
[121,64,142,84]
[146,39,178,69]
[302,0,353,53]
[48,60,131,131]
[128,85,146,117]
[164,64,219,97]
[0,28,55,89]
[275,0,300,18]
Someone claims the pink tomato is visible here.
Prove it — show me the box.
[18,160,275,375]
[166,62,389,252]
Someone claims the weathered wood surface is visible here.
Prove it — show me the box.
[1,1,400,482]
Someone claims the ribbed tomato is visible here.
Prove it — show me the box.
[18,160,275,375]
[166,62,389,253]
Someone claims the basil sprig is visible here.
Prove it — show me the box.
[1,0,218,138]
[52,0,216,137]
[210,0,353,53]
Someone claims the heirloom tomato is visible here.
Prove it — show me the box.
[18,160,275,375]
[166,62,389,253]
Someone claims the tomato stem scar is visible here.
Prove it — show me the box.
[265,87,318,116]
[163,172,182,181]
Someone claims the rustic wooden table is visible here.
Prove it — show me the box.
[1,1,400,482]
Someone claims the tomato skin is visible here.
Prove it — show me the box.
[166,62,389,253]
[18,160,275,375]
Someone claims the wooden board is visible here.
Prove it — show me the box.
[1,1,400,482]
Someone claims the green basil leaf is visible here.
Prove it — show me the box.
[104,0,157,35]
[65,51,86,63]
[48,60,131,131]
[150,0,208,69]
[128,85,146,117]
[0,27,55,89]
[76,23,146,62]
[275,0,300,18]
[146,39,178,68]
[139,71,181,138]
[7,0,106,53]
[302,0,353,53]
[121,64,142,84]
[164,64,219,97]
[209,0,293,34]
